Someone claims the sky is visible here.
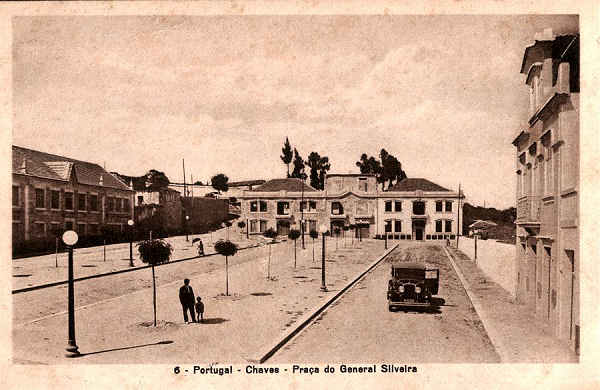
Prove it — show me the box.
[12,15,578,209]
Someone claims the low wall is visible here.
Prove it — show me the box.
[458,237,517,297]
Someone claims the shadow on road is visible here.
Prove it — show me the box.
[197,318,229,325]
[79,340,174,357]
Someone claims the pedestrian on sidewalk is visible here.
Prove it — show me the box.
[179,278,196,323]
[197,239,204,256]
[195,296,205,323]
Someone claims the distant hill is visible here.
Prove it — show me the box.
[462,203,516,242]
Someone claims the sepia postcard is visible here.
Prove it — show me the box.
[1,1,598,389]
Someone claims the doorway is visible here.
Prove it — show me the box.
[412,220,425,241]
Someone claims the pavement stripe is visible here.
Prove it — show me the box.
[255,242,400,364]
[442,246,509,362]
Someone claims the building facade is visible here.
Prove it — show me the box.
[238,175,463,240]
[512,29,579,353]
[12,146,134,245]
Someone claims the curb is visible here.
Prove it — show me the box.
[442,246,509,362]
[12,241,280,295]
[254,242,400,364]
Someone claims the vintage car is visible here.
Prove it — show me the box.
[387,261,439,311]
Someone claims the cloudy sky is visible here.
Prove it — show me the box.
[13,15,577,208]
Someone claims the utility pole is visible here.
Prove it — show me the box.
[301,178,305,249]
[456,183,461,248]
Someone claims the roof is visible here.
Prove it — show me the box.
[327,173,376,178]
[469,220,498,229]
[390,261,426,270]
[228,180,266,187]
[520,34,578,74]
[13,145,131,191]
[388,178,451,192]
[250,178,317,192]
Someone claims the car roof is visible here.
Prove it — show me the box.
[390,261,426,270]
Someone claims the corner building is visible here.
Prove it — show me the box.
[511,29,579,353]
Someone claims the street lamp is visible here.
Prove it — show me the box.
[127,219,134,267]
[62,230,80,357]
[319,224,328,292]
[185,215,190,242]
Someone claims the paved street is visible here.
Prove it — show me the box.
[12,238,386,364]
[271,243,501,363]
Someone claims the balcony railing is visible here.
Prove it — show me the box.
[516,196,540,223]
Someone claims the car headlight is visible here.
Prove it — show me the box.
[415,286,422,293]
[398,285,404,293]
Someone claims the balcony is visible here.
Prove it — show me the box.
[516,196,540,224]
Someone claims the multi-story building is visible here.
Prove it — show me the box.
[238,175,463,240]
[511,29,579,353]
[12,146,134,245]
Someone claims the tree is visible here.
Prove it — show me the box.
[288,229,301,268]
[307,152,331,190]
[309,229,318,262]
[237,221,246,239]
[280,137,293,178]
[137,239,173,326]
[214,240,238,296]
[263,228,278,279]
[145,169,170,191]
[193,180,203,185]
[211,173,229,194]
[290,148,307,180]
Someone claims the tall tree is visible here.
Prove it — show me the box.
[307,152,321,189]
[318,156,331,190]
[291,148,307,180]
[211,173,229,193]
[280,137,293,178]
[145,169,170,191]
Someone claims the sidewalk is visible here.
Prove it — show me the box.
[12,228,261,290]
[447,246,578,363]
[13,238,386,364]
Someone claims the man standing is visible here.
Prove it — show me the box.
[179,278,196,323]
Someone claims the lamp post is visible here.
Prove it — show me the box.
[127,219,134,267]
[185,215,190,242]
[62,230,80,357]
[319,224,328,292]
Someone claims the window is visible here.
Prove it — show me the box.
[436,201,443,212]
[250,220,258,233]
[394,201,402,212]
[385,220,392,233]
[385,201,392,212]
[277,201,290,215]
[358,178,368,192]
[49,222,60,235]
[436,220,443,233]
[260,200,268,212]
[77,223,86,235]
[260,220,267,233]
[35,189,45,208]
[250,201,258,212]
[123,198,130,211]
[12,186,19,207]
[309,220,317,233]
[115,198,122,212]
[394,220,402,233]
[88,224,98,235]
[331,202,343,215]
[413,201,425,215]
[65,221,74,230]
[90,195,98,211]
[65,192,73,210]
[445,201,452,212]
[300,200,316,212]
[445,220,452,233]
[78,193,86,211]
[51,190,60,209]
[107,197,114,212]
[33,222,46,237]
[137,195,144,205]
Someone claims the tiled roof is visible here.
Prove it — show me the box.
[388,178,451,192]
[12,145,131,191]
[228,180,266,187]
[251,178,317,192]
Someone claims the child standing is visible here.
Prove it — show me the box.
[195,296,205,323]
